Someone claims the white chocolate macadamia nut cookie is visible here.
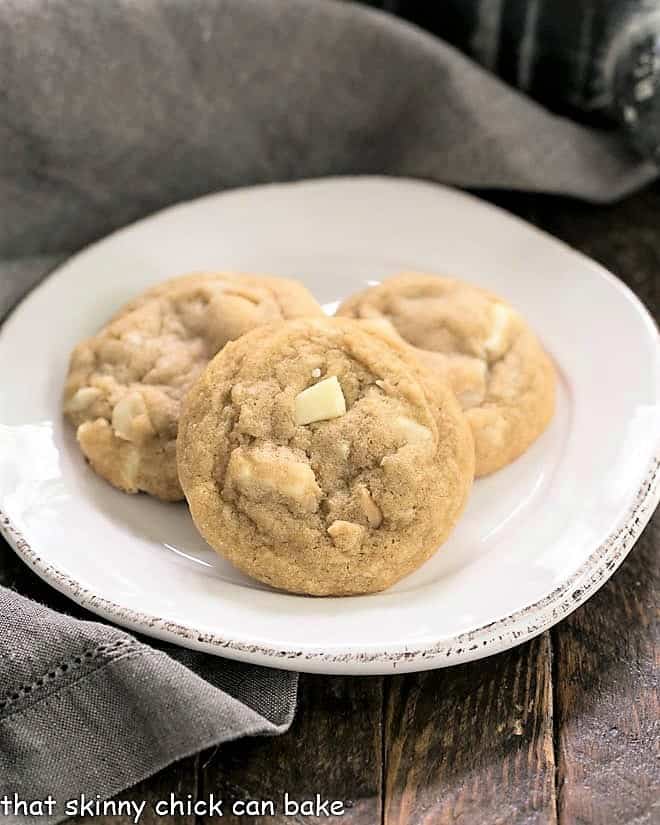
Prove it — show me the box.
[337,273,556,477]
[177,318,474,595]
[63,272,323,500]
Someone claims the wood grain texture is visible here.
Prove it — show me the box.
[0,539,17,589]
[513,188,660,825]
[200,674,383,824]
[383,634,556,825]
[0,531,86,616]
[553,517,659,825]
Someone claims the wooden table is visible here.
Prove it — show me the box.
[4,189,659,824]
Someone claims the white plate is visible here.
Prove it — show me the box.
[1,177,659,674]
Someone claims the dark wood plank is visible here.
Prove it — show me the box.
[200,674,383,824]
[553,515,659,825]
[384,634,556,825]
[0,533,26,589]
[0,532,86,615]
[0,548,12,588]
[517,186,660,825]
[69,755,199,824]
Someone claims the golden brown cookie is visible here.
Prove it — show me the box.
[63,272,323,500]
[177,318,474,595]
[337,273,556,476]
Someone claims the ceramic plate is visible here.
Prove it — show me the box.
[1,177,659,674]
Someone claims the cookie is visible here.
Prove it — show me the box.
[177,317,474,595]
[63,272,323,500]
[337,273,556,476]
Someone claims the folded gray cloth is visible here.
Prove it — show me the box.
[0,580,297,823]
[0,0,656,821]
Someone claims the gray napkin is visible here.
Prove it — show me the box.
[0,0,656,820]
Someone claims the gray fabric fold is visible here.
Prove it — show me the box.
[0,587,297,825]
[0,537,298,825]
[1,0,656,263]
[0,0,656,820]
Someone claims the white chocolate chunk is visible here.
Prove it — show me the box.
[65,386,102,413]
[294,376,346,425]
[338,441,350,459]
[311,368,322,378]
[121,447,141,488]
[484,303,514,359]
[327,519,365,550]
[227,446,322,512]
[453,358,488,409]
[112,391,148,442]
[76,421,95,441]
[123,330,144,347]
[392,416,433,444]
[357,484,382,528]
